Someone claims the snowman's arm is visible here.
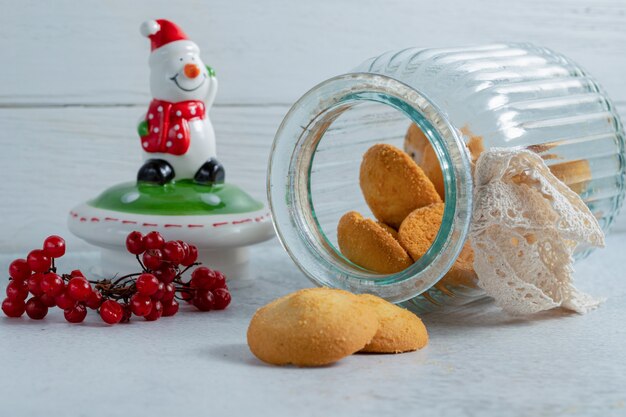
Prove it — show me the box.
[137,113,149,137]
[205,66,218,111]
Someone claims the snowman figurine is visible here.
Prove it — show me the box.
[137,19,224,185]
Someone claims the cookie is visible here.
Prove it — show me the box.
[405,124,488,200]
[360,144,442,229]
[247,288,379,367]
[397,203,445,259]
[548,160,591,195]
[435,242,478,290]
[420,145,445,199]
[377,221,399,240]
[337,211,412,274]
[404,123,430,163]
[398,203,477,286]
[359,294,429,353]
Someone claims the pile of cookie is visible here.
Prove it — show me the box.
[247,287,428,366]
[337,125,478,287]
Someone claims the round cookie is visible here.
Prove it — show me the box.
[435,243,478,290]
[404,123,430,163]
[360,144,442,229]
[398,203,477,286]
[420,145,445,200]
[337,211,413,274]
[377,221,399,240]
[398,203,445,259]
[247,288,379,367]
[359,294,428,353]
[404,123,444,200]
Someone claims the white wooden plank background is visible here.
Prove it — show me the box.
[1,2,626,417]
[1,0,625,251]
[1,0,625,106]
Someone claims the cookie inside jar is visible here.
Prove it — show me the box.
[308,101,479,293]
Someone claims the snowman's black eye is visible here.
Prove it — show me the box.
[191,57,195,61]
[179,58,183,61]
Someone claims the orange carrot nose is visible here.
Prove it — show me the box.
[184,63,201,79]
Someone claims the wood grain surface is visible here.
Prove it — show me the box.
[2,0,626,251]
[1,0,625,105]
[1,3,626,417]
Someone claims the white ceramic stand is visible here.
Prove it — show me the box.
[98,246,251,280]
[69,203,274,281]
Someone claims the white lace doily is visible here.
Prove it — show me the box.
[469,148,605,315]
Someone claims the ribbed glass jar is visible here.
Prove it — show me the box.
[268,43,625,311]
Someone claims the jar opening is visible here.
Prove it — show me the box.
[269,73,473,303]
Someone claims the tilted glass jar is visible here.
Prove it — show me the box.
[268,43,625,312]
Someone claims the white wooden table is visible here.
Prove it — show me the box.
[1,1,626,416]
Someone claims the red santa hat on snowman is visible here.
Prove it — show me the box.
[140,19,199,59]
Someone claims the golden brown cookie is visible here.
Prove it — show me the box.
[435,242,478,290]
[405,124,487,200]
[247,288,379,367]
[398,203,478,287]
[360,144,442,229]
[337,211,412,274]
[377,221,399,240]
[397,203,445,259]
[548,159,591,195]
[420,145,445,199]
[404,123,430,163]
[359,294,429,353]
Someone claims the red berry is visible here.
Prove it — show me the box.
[178,289,194,303]
[25,297,48,320]
[144,300,163,321]
[125,231,145,255]
[190,267,216,289]
[142,249,163,270]
[213,271,227,290]
[55,290,77,310]
[130,293,152,316]
[27,249,51,273]
[43,235,66,258]
[64,304,87,323]
[143,231,165,250]
[70,269,85,278]
[176,240,190,257]
[181,245,198,266]
[154,265,177,284]
[6,280,29,301]
[67,277,92,302]
[120,303,132,323]
[162,300,179,317]
[100,300,124,325]
[2,298,25,317]
[163,241,185,264]
[9,259,31,281]
[161,283,175,302]
[40,293,57,307]
[192,290,215,311]
[151,282,165,300]
[212,288,231,310]
[40,272,65,297]
[136,273,160,296]
[27,273,45,296]
[86,290,103,310]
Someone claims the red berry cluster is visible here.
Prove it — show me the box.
[2,232,231,325]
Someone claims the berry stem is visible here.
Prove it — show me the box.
[136,254,147,272]
[177,262,201,278]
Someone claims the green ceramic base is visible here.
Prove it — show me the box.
[88,180,264,216]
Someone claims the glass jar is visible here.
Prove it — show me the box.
[268,43,625,312]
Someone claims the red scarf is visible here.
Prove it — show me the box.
[141,99,206,155]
